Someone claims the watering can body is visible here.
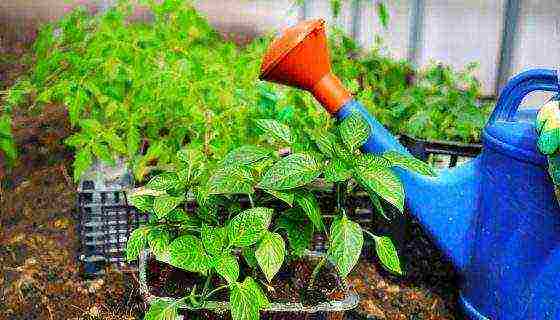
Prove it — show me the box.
[260,19,560,320]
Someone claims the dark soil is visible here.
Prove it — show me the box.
[147,256,345,306]
[0,41,146,320]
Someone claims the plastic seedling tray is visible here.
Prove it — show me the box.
[138,250,359,320]
[77,158,148,277]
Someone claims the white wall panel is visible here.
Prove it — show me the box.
[419,0,505,95]
[510,0,560,78]
[304,0,353,35]
[194,0,299,37]
[358,0,411,60]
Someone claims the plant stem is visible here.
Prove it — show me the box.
[363,229,379,241]
[248,193,255,208]
[308,256,327,289]
[202,272,213,297]
[203,285,229,300]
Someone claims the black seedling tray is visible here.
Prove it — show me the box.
[77,180,148,277]
[399,135,482,168]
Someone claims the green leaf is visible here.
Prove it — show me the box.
[208,165,254,195]
[147,172,181,191]
[324,158,352,183]
[277,210,313,257]
[257,153,323,191]
[263,189,295,206]
[103,131,127,155]
[223,145,271,166]
[127,124,141,158]
[370,193,390,220]
[153,195,184,220]
[309,130,339,157]
[377,2,390,29]
[167,208,195,224]
[256,119,293,145]
[0,137,17,165]
[148,227,171,257]
[383,151,436,176]
[242,246,258,268]
[126,226,151,262]
[168,235,211,274]
[230,277,269,320]
[228,207,272,247]
[73,147,93,181]
[373,235,402,275]
[339,112,370,152]
[295,193,324,231]
[327,215,364,278]
[353,154,405,212]
[176,148,205,185]
[215,253,239,284]
[245,276,269,308]
[129,195,154,213]
[201,224,227,257]
[255,231,285,282]
[144,298,178,320]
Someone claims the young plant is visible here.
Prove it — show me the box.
[126,111,435,320]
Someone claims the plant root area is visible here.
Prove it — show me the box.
[1,45,461,320]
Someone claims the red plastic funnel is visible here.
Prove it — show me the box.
[260,19,352,114]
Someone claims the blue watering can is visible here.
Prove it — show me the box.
[260,19,560,320]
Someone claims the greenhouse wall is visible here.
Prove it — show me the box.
[1,0,559,96]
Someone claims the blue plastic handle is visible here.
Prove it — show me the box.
[489,69,559,123]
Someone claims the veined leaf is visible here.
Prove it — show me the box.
[327,215,363,278]
[242,246,258,268]
[309,130,339,157]
[148,227,171,257]
[169,235,211,274]
[201,224,227,257]
[255,231,285,282]
[369,192,390,220]
[324,158,352,183]
[126,226,151,262]
[338,111,370,152]
[276,210,313,257]
[263,189,295,206]
[129,194,154,213]
[230,277,269,320]
[256,119,293,145]
[228,207,272,247]
[223,145,271,166]
[383,151,436,176]
[153,195,184,220]
[176,148,205,185]
[353,154,405,212]
[373,235,402,275]
[295,193,324,231]
[144,298,178,320]
[257,153,322,191]
[146,172,181,191]
[215,253,239,284]
[209,165,254,195]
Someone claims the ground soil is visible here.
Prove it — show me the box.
[1,41,462,320]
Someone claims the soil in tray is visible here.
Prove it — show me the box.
[147,256,346,318]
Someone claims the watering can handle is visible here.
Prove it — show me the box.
[489,68,559,123]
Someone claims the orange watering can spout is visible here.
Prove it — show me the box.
[259,19,352,113]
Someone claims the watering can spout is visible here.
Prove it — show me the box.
[260,19,478,273]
